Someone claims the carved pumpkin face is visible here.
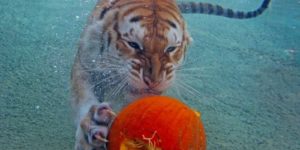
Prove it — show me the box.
[108,96,206,150]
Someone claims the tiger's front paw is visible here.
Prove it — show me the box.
[80,103,116,148]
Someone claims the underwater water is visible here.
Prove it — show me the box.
[0,0,299,149]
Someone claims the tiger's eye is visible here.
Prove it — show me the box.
[128,42,141,50]
[166,46,176,53]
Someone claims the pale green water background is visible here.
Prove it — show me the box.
[0,0,299,150]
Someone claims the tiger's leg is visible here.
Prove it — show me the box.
[75,102,115,150]
[72,62,116,150]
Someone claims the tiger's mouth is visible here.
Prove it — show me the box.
[128,87,163,96]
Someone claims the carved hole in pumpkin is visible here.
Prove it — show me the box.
[120,138,162,150]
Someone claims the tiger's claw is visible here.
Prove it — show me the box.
[79,102,116,149]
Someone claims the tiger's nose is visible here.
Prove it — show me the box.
[143,76,159,88]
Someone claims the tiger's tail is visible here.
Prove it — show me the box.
[178,0,271,19]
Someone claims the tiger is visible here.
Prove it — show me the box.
[71,0,271,149]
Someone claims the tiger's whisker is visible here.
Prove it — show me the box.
[90,73,127,90]
[108,76,128,100]
[176,73,201,78]
[176,58,201,68]
[171,82,199,98]
[112,78,128,98]
[78,60,126,69]
[99,54,126,63]
[81,67,127,73]
[96,62,126,68]
[173,84,185,102]
[176,80,202,97]
[175,66,213,71]
[97,58,125,66]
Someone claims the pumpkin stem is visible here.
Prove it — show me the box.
[192,109,201,118]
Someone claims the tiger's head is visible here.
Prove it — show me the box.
[112,1,191,96]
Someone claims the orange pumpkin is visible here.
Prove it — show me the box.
[108,96,206,150]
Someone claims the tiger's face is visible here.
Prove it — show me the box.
[112,3,191,96]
